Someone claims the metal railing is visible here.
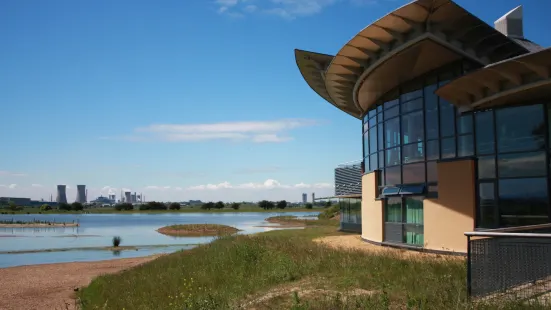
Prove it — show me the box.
[465,224,551,302]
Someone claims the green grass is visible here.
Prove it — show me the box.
[157,224,240,236]
[77,222,545,309]
[265,215,337,227]
[2,205,321,215]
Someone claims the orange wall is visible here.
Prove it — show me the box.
[424,159,476,253]
[361,171,383,242]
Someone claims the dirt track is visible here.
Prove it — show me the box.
[0,255,161,310]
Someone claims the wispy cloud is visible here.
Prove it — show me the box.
[1,184,18,189]
[31,184,43,187]
[0,171,27,177]
[104,119,321,143]
[184,179,332,190]
[214,0,383,19]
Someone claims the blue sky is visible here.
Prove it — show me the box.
[1,0,550,202]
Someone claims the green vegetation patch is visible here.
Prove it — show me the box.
[77,226,536,309]
[156,224,240,237]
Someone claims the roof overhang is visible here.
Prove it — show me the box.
[436,48,551,111]
[320,0,529,117]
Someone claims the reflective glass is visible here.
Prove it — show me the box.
[386,147,401,166]
[368,116,377,128]
[384,98,399,110]
[378,123,384,151]
[378,151,385,169]
[458,134,474,157]
[370,153,378,171]
[499,178,549,227]
[441,137,456,159]
[385,166,401,185]
[439,99,455,137]
[402,97,423,114]
[385,118,400,148]
[385,197,402,222]
[424,84,438,110]
[403,142,424,163]
[496,104,545,153]
[369,126,377,155]
[475,111,495,155]
[426,140,439,160]
[385,105,399,120]
[368,109,377,118]
[478,156,495,179]
[425,108,439,140]
[427,161,437,183]
[363,131,369,157]
[402,110,424,144]
[403,163,425,184]
[478,182,498,228]
[457,114,473,134]
[498,151,546,178]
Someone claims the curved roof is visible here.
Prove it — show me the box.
[295,0,531,119]
[435,48,551,111]
[294,49,362,118]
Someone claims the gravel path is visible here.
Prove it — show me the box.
[0,255,162,310]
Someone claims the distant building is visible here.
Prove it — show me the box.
[302,193,307,204]
[76,185,87,203]
[56,185,67,204]
[91,196,115,204]
[124,192,132,204]
[0,197,31,206]
[311,193,315,203]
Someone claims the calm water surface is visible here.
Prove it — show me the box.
[0,211,318,268]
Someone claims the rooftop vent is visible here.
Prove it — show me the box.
[494,5,524,39]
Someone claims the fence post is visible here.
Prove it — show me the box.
[466,235,472,298]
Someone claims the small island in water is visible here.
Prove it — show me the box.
[156,224,240,237]
[0,219,79,228]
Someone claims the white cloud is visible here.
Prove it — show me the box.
[185,179,332,191]
[214,0,383,19]
[31,184,42,187]
[8,184,17,189]
[107,119,320,143]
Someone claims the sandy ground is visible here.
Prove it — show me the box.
[0,255,162,310]
[313,235,465,260]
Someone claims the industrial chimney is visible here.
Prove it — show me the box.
[125,191,132,204]
[76,185,87,203]
[56,185,67,204]
[494,6,524,39]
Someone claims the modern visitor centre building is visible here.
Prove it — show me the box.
[295,0,551,254]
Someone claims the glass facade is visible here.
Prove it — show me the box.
[339,198,362,233]
[362,60,551,234]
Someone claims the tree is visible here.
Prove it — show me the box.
[231,202,240,210]
[258,200,275,210]
[58,203,71,211]
[40,204,52,211]
[325,201,332,208]
[277,200,287,209]
[201,202,215,210]
[71,202,84,211]
[143,201,167,210]
[169,202,181,210]
[215,201,225,209]
[7,201,17,211]
[305,203,313,209]
[115,203,134,211]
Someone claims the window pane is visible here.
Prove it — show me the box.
[363,121,369,133]
[386,147,401,166]
[478,182,498,228]
[499,178,549,227]
[425,107,439,140]
[427,161,437,182]
[378,112,384,123]
[385,106,399,120]
[369,125,377,155]
[404,197,423,224]
[378,123,384,151]
[403,142,424,163]
[368,109,377,118]
[363,131,369,157]
[402,97,423,114]
[441,137,456,159]
[439,99,455,137]
[378,151,385,169]
[457,114,473,134]
[403,163,425,184]
[458,135,474,157]
[427,140,439,160]
[498,151,546,178]
[384,98,399,110]
[370,153,378,171]
[385,118,400,148]
[475,111,495,155]
[496,104,545,153]
[402,110,424,144]
[424,84,438,111]
[385,197,402,222]
[478,156,495,179]
[385,166,401,185]
[401,81,423,102]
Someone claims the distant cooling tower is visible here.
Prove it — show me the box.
[56,185,67,204]
[76,185,87,203]
[125,191,132,204]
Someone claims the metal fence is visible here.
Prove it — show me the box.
[465,224,551,303]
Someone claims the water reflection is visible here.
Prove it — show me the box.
[0,211,318,268]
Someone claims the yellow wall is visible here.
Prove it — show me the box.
[361,171,383,242]
[424,159,476,253]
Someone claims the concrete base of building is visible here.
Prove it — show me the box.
[360,236,467,256]
[339,222,362,233]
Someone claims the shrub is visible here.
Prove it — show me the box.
[201,202,215,210]
[305,203,313,209]
[325,200,332,208]
[169,202,181,210]
[115,203,134,211]
[112,236,122,247]
[318,204,340,220]
[58,203,71,211]
[258,200,275,210]
[215,201,225,209]
[141,201,167,210]
[40,204,52,211]
[231,202,240,210]
[71,202,84,211]
[277,200,287,209]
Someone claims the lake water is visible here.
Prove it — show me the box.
[0,211,318,268]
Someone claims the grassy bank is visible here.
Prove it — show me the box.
[3,205,321,215]
[0,219,78,227]
[77,219,540,310]
[157,224,240,237]
[0,243,195,255]
[265,215,336,227]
